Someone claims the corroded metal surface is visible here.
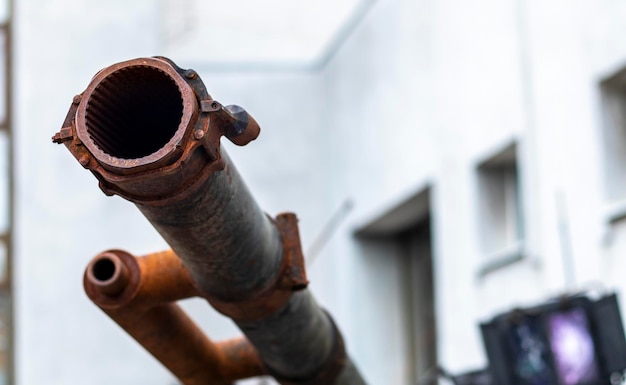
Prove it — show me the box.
[53,57,260,202]
[84,250,266,385]
[55,57,365,385]
[206,213,309,322]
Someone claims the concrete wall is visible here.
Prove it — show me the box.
[12,0,626,384]
[318,0,626,381]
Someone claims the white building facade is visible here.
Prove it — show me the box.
[12,0,626,384]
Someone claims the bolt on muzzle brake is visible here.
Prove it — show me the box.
[53,57,366,385]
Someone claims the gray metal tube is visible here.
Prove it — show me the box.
[237,291,334,380]
[137,151,284,302]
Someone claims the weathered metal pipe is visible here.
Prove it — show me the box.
[84,249,266,385]
[55,57,365,384]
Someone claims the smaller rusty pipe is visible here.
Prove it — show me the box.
[84,249,267,385]
[86,252,130,296]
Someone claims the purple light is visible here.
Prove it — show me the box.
[547,308,600,385]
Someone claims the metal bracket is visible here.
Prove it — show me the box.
[204,212,309,322]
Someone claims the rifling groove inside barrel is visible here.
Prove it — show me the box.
[85,66,184,159]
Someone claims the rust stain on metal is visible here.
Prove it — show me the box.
[52,57,259,202]
[51,126,73,144]
[275,213,309,291]
[84,249,266,385]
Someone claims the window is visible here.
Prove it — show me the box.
[355,186,436,384]
[477,142,524,273]
[398,219,437,385]
[600,67,626,222]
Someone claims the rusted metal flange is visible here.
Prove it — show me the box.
[53,57,259,203]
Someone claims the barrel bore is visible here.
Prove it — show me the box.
[85,66,184,159]
[86,252,130,296]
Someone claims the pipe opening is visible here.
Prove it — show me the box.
[92,258,117,282]
[85,66,184,159]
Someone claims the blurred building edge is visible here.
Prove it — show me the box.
[0,0,11,383]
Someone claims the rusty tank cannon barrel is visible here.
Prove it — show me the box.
[54,57,365,385]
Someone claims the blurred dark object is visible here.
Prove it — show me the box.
[481,293,626,385]
[418,366,493,385]
[452,368,494,385]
